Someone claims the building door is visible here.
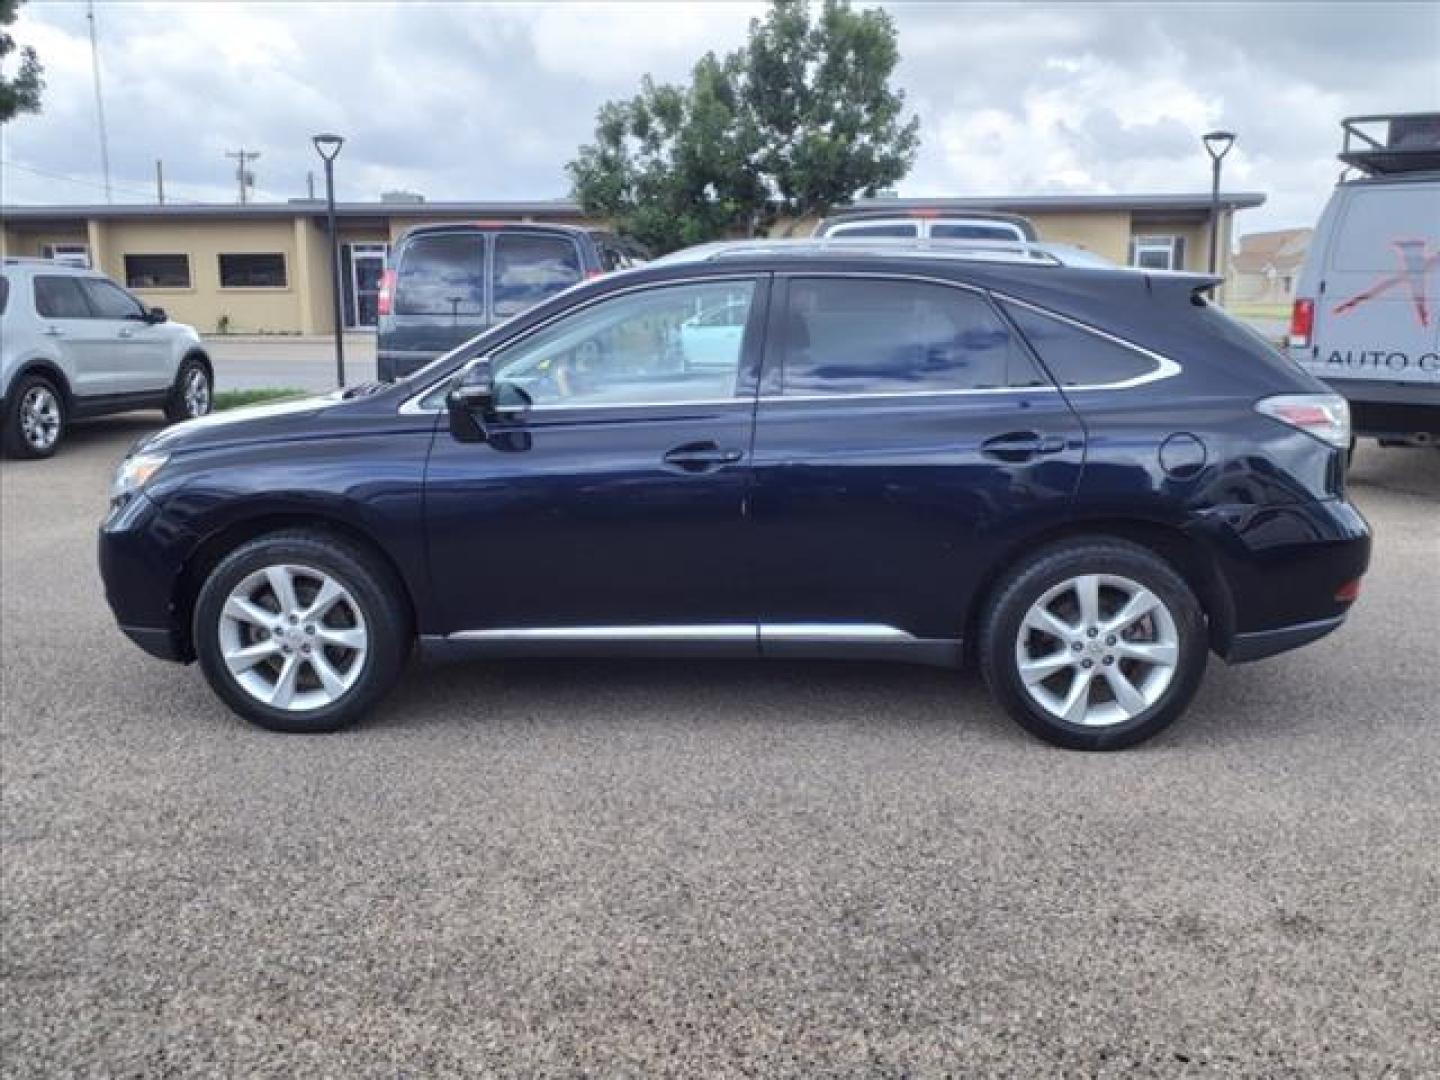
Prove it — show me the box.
[343,243,388,329]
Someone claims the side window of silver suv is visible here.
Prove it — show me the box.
[33,275,93,319]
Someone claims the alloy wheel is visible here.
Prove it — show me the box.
[218,563,368,711]
[183,367,211,417]
[1014,573,1180,727]
[19,385,61,452]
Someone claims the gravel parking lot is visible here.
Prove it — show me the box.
[2,419,1437,1076]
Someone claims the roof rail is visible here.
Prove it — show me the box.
[656,237,1078,268]
[1339,112,1440,177]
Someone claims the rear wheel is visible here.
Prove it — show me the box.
[193,531,410,733]
[979,539,1208,750]
[3,374,66,459]
[165,356,212,422]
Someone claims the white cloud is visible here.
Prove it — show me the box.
[2,1,1436,235]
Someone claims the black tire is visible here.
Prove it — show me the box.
[2,373,66,459]
[979,538,1209,751]
[165,355,213,423]
[192,530,411,733]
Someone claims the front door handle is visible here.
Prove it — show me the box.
[43,326,64,337]
[981,431,1068,463]
[118,328,135,339]
[662,441,743,472]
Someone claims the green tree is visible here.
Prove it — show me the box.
[0,0,44,122]
[568,0,918,253]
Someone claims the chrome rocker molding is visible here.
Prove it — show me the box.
[421,623,963,667]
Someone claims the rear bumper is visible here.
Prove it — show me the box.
[1203,497,1370,662]
[378,350,439,382]
[1225,614,1345,663]
[1316,377,1440,439]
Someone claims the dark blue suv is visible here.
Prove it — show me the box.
[100,241,1371,749]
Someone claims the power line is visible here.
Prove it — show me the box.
[0,159,205,204]
[85,0,113,204]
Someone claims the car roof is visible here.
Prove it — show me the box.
[397,221,593,242]
[652,237,1109,270]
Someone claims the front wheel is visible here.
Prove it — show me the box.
[979,539,1209,750]
[165,357,212,422]
[192,531,411,733]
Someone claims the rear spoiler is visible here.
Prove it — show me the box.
[1144,271,1223,304]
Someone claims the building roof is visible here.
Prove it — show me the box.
[0,200,592,223]
[847,192,1267,213]
[0,191,1266,224]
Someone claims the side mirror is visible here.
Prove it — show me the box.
[446,357,495,442]
[145,307,169,324]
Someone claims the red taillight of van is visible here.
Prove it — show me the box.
[1288,298,1314,348]
[377,269,396,317]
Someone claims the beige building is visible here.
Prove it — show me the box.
[1,191,1261,335]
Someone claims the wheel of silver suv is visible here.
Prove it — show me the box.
[19,383,63,452]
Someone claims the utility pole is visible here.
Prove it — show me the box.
[225,149,261,204]
[85,1,113,203]
[155,160,165,204]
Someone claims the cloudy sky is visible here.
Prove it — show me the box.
[2,1,1437,235]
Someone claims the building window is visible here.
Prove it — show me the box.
[1130,235,1185,272]
[219,253,287,288]
[124,254,191,289]
[41,243,90,268]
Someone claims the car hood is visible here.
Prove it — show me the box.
[140,391,349,455]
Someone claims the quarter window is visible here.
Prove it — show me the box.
[219,253,287,288]
[79,278,145,320]
[493,280,757,409]
[125,254,191,289]
[33,275,93,319]
[779,278,1044,395]
[492,234,583,319]
[1002,302,1159,386]
[395,233,483,317]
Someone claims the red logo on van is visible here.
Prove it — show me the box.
[1332,239,1439,328]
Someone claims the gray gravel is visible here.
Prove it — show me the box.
[3,418,1438,1077]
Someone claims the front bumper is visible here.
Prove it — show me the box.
[98,490,195,663]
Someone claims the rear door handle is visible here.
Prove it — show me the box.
[662,441,744,472]
[43,326,64,337]
[981,431,1067,463]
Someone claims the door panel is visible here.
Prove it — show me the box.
[423,275,769,637]
[750,275,1085,641]
[77,278,170,392]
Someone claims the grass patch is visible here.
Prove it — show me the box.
[213,388,307,411]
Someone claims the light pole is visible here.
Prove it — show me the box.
[312,133,346,387]
[1203,129,1236,277]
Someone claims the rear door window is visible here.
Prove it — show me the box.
[825,221,920,239]
[930,221,1026,242]
[33,275,93,319]
[492,233,584,319]
[779,277,1045,395]
[394,233,484,317]
[1002,302,1158,386]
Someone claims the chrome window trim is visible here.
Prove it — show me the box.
[398,273,764,415]
[993,291,1182,390]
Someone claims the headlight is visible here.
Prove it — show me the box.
[110,451,170,503]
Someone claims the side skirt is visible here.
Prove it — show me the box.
[418,624,964,669]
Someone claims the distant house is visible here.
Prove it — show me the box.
[1231,227,1312,305]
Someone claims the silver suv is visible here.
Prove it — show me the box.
[1,259,213,458]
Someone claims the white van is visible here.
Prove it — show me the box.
[1287,113,1440,447]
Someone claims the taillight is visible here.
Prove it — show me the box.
[1335,578,1362,603]
[1255,393,1351,448]
[377,269,396,317]
[584,269,603,280]
[1288,298,1314,348]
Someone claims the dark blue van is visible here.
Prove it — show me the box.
[376,223,645,381]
